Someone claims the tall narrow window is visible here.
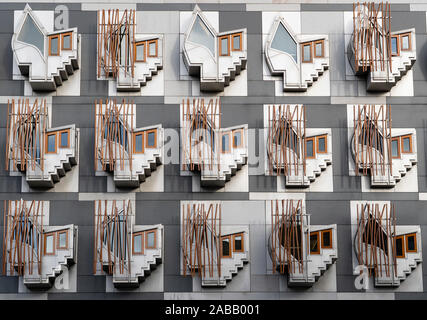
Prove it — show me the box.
[44,233,56,255]
[401,135,412,153]
[321,229,332,249]
[133,232,144,255]
[145,230,156,249]
[57,230,68,249]
[59,130,69,148]
[391,137,400,158]
[219,35,230,56]
[46,133,57,154]
[232,33,242,51]
[391,35,399,56]
[309,231,320,254]
[221,235,231,258]
[400,33,411,51]
[133,132,144,154]
[61,32,72,50]
[222,132,230,153]
[316,135,327,154]
[305,137,315,159]
[135,42,146,62]
[302,43,312,63]
[406,233,417,253]
[49,35,60,56]
[232,129,243,148]
[148,40,158,57]
[232,233,244,252]
[314,40,324,58]
[145,129,157,148]
[395,235,405,258]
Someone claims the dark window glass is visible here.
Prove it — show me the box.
[222,237,230,257]
[310,233,319,253]
[306,139,314,157]
[322,231,331,248]
[234,235,242,251]
[395,237,404,257]
[407,235,416,251]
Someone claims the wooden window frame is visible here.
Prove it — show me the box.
[61,32,73,51]
[145,129,157,149]
[57,230,68,250]
[400,33,411,51]
[58,129,70,149]
[231,33,243,52]
[309,231,320,255]
[132,231,145,255]
[221,235,232,258]
[391,136,401,159]
[48,34,60,56]
[133,132,145,154]
[313,40,324,58]
[405,233,417,253]
[301,42,313,63]
[134,41,146,62]
[221,132,231,153]
[232,233,244,253]
[400,134,412,154]
[391,35,400,56]
[305,136,315,159]
[219,35,230,57]
[147,39,158,58]
[44,232,56,255]
[315,134,328,154]
[321,229,333,249]
[395,235,405,258]
[45,132,58,154]
[232,129,244,148]
[145,229,157,249]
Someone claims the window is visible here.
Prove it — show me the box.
[401,134,412,153]
[316,135,327,154]
[145,129,157,148]
[232,129,243,148]
[406,233,417,253]
[188,15,215,56]
[49,34,60,56]
[391,35,399,56]
[395,235,405,258]
[271,22,297,63]
[219,35,229,56]
[61,32,72,50]
[145,230,156,249]
[135,42,146,62]
[321,229,332,249]
[17,15,45,55]
[400,33,411,51]
[57,230,68,249]
[221,132,230,153]
[232,233,244,253]
[44,232,56,255]
[133,132,144,154]
[148,39,158,57]
[232,33,242,51]
[59,130,70,148]
[302,43,312,63]
[314,40,324,58]
[391,137,400,158]
[132,232,144,255]
[305,137,315,159]
[309,231,320,254]
[46,132,57,153]
[221,235,231,258]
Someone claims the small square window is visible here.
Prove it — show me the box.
[59,130,69,148]
[314,40,324,58]
[219,36,230,56]
[395,235,405,258]
[309,232,320,254]
[221,235,231,258]
[305,137,315,158]
[135,42,146,62]
[49,35,60,56]
[391,137,400,158]
[222,132,230,153]
[61,32,72,50]
[316,135,327,153]
[133,133,144,153]
[232,33,242,51]
[400,34,410,51]
[406,233,417,253]
[133,232,144,254]
[44,233,55,255]
[233,233,244,252]
[145,130,157,148]
[57,231,68,249]
[46,133,57,153]
[401,135,412,153]
[148,40,157,57]
[145,230,156,249]
[302,43,312,63]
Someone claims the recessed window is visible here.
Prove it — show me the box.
[46,133,57,153]
[233,129,243,148]
[391,137,400,158]
[321,229,332,249]
[57,230,68,249]
[145,129,157,148]
[401,135,412,153]
[221,235,231,258]
[391,35,399,56]
[232,233,244,252]
[271,22,297,63]
[135,42,146,62]
[219,36,229,56]
[148,40,158,57]
[49,35,60,56]
[59,130,69,148]
[133,232,144,255]
[406,233,417,253]
[133,132,144,154]
[145,230,156,249]
[302,43,312,63]
[222,132,230,153]
[316,135,327,153]
[306,137,315,158]
[61,32,72,50]
[400,33,411,51]
[395,235,404,258]
[309,231,320,254]
[232,33,242,51]
[44,233,55,255]
[314,40,324,58]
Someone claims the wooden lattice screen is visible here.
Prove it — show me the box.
[270,199,306,275]
[355,202,397,278]
[94,99,134,172]
[267,104,306,177]
[181,98,221,173]
[2,200,44,276]
[97,9,136,79]
[182,202,222,279]
[353,104,392,179]
[352,2,392,73]
[5,98,47,172]
[93,199,133,276]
